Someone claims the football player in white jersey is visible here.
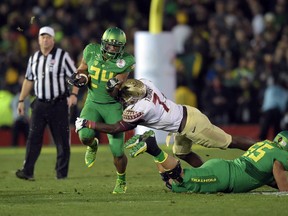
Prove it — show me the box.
[76,78,255,168]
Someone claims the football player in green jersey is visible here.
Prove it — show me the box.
[68,27,135,194]
[125,130,288,193]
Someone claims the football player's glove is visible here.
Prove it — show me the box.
[160,172,172,190]
[66,73,88,88]
[106,77,121,92]
[75,117,88,133]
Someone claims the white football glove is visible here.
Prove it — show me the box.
[75,117,87,133]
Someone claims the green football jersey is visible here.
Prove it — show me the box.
[230,140,288,192]
[83,43,135,103]
[171,140,288,193]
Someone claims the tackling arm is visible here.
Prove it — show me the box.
[75,117,136,134]
[273,160,288,191]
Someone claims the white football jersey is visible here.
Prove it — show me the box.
[122,79,183,132]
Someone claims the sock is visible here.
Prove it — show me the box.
[145,136,162,156]
[117,172,126,181]
[153,151,168,163]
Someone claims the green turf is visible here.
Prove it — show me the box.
[1,145,288,216]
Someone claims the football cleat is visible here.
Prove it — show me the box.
[85,138,99,168]
[124,130,155,149]
[126,130,155,158]
[124,134,141,149]
[129,141,147,158]
[140,130,155,141]
[112,179,127,194]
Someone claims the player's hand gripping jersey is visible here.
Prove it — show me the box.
[122,79,184,132]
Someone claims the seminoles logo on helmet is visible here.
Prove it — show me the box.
[116,59,126,68]
[119,79,147,106]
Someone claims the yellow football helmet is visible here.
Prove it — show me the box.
[119,79,147,106]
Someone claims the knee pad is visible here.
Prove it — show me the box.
[165,161,183,184]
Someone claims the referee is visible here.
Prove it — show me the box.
[16,26,79,180]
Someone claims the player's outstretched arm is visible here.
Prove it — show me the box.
[75,117,136,134]
[273,160,288,191]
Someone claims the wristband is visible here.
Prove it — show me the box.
[18,100,24,103]
[87,120,96,129]
[71,93,78,97]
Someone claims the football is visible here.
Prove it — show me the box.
[77,69,90,86]
[66,69,90,87]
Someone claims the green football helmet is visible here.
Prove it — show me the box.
[101,27,126,60]
[119,79,147,106]
[273,131,288,151]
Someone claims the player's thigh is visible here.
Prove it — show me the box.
[193,125,231,149]
[80,100,102,121]
[101,102,123,123]
[185,107,231,148]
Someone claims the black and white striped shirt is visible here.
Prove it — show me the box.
[25,47,76,100]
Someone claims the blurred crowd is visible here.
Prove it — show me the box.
[170,0,288,139]
[1,0,288,141]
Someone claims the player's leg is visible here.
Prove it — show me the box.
[78,100,101,167]
[125,130,155,157]
[104,102,128,194]
[185,106,255,151]
[126,130,184,187]
[108,132,128,194]
[156,158,183,189]
[229,135,255,150]
[173,135,203,167]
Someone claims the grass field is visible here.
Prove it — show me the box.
[1,144,288,216]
